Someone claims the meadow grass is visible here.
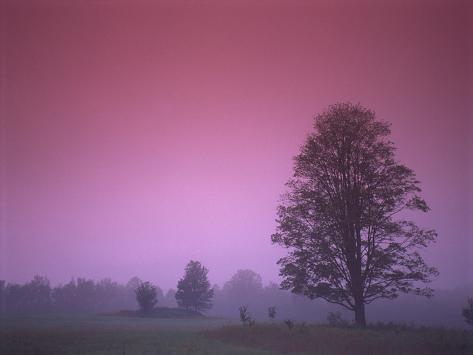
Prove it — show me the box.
[0,314,273,354]
[207,322,473,355]
[2,314,473,354]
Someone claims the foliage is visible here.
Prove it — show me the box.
[223,270,263,296]
[216,270,264,315]
[239,305,255,326]
[268,306,276,320]
[3,272,469,329]
[135,281,158,314]
[175,260,214,313]
[126,276,143,291]
[462,297,473,326]
[1,275,52,314]
[284,319,294,329]
[271,102,438,326]
[50,276,138,313]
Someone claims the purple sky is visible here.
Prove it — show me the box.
[1,0,472,291]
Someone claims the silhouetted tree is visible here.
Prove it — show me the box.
[76,278,96,312]
[0,280,5,314]
[135,281,158,314]
[223,269,263,296]
[5,284,26,314]
[95,278,128,312]
[52,279,77,312]
[125,276,143,306]
[239,305,254,325]
[272,103,438,327]
[24,275,52,312]
[126,277,142,291]
[284,319,294,329]
[268,306,276,319]
[462,297,473,326]
[175,260,214,313]
[222,269,263,309]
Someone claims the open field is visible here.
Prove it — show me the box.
[1,314,473,354]
[208,323,473,355]
[0,314,271,355]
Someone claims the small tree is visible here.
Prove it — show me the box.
[239,305,253,325]
[284,319,294,329]
[268,306,276,320]
[135,281,157,315]
[175,260,214,313]
[462,297,473,326]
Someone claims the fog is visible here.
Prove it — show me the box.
[1,271,472,328]
[1,0,472,321]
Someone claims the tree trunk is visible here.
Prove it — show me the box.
[354,301,366,327]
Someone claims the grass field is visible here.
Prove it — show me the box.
[1,314,473,355]
[0,314,272,355]
[209,323,473,355]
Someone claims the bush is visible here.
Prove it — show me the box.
[268,306,276,320]
[284,319,294,329]
[462,297,473,326]
[135,282,158,315]
[238,305,254,326]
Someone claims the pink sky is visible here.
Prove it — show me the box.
[1,0,472,290]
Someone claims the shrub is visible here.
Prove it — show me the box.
[135,282,157,315]
[268,306,276,320]
[238,305,254,326]
[462,297,473,326]
[284,319,294,329]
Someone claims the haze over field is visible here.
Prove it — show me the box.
[1,0,472,292]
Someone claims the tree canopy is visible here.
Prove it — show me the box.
[462,297,473,326]
[223,269,263,296]
[135,281,158,314]
[175,260,214,313]
[271,102,438,326]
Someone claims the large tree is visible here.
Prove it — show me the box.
[222,269,264,310]
[175,260,214,313]
[223,269,263,296]
[271,103,438,327]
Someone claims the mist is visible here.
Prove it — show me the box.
[2,0,472,294]
[2,271,472,329]
[1,0,472,322]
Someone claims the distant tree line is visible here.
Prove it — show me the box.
[0,275,175,315]
[0,260,216,316]
[134,260,214,315]
[0,269,312,317]
[1,270,472,328]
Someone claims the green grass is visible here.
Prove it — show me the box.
[0,314,273,354]
[207,323,473,355]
